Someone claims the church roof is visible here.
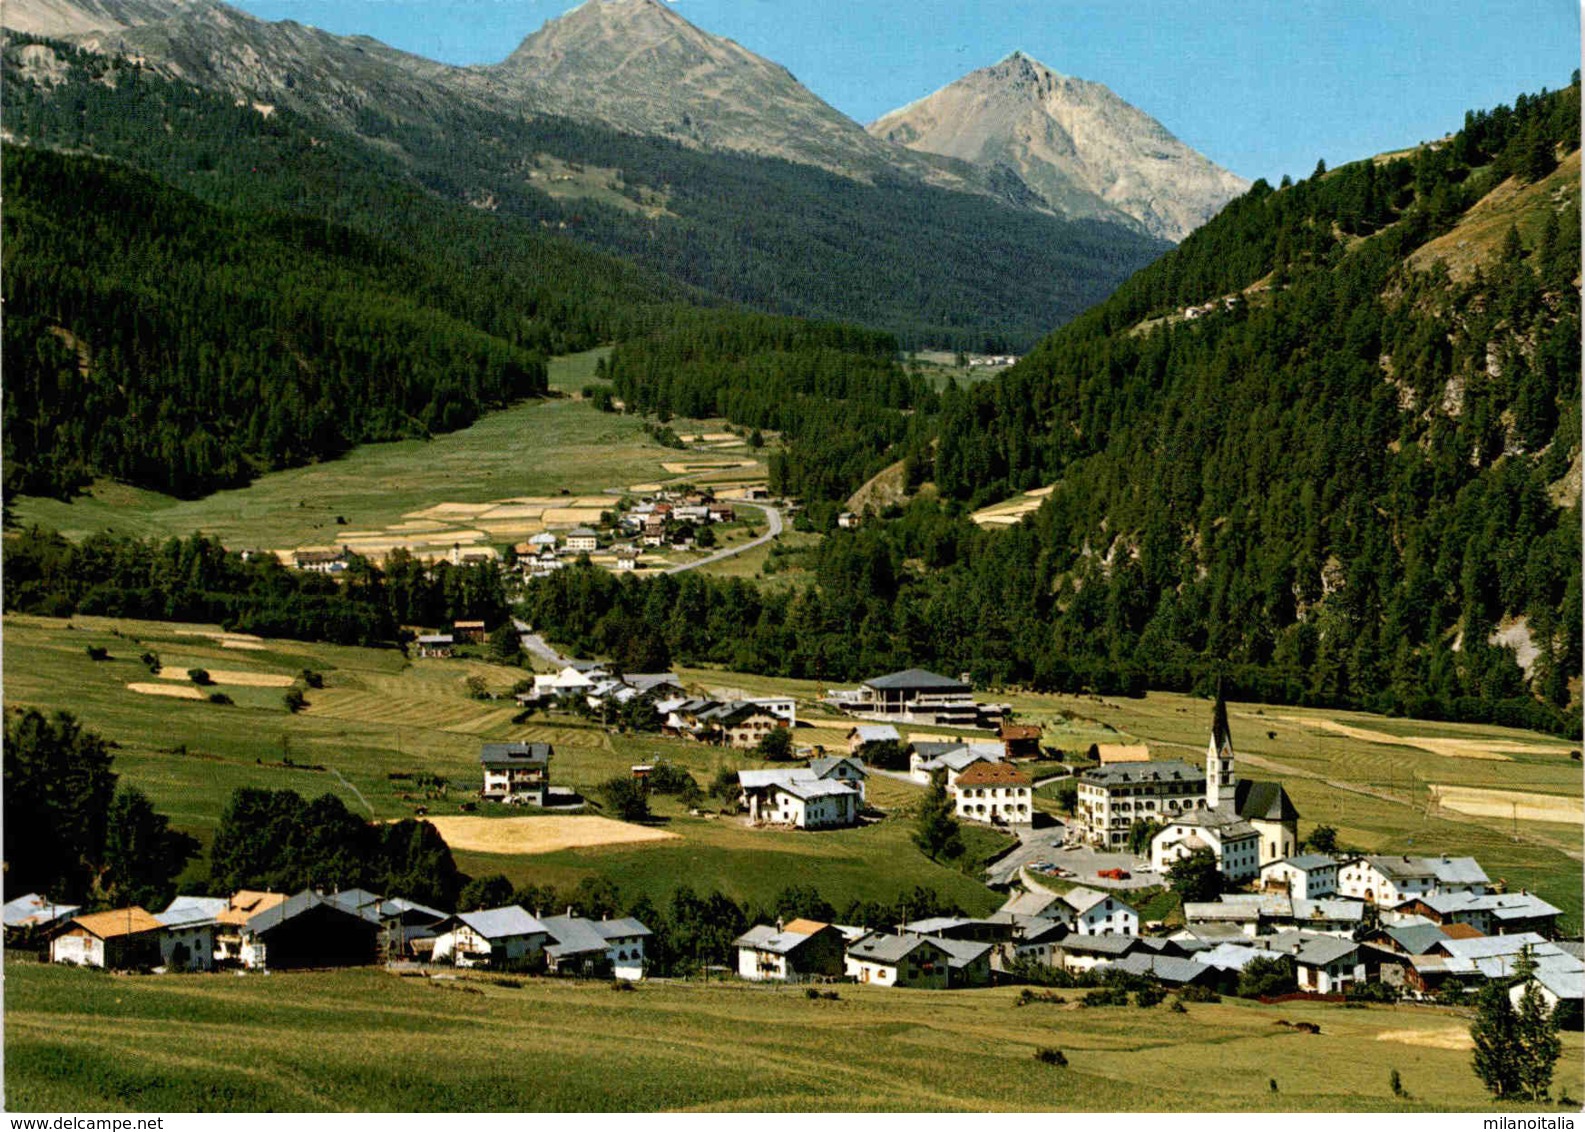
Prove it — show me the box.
[1210,687,1233,753]
[1234,778,1299,822]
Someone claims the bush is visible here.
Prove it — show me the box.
[610,979,636,992]
[1135,984,1166,1008]
[599,775,651,822]
[1169,999,1188,1013]
[283,688,307,713]
[756,727,793,760]
[300,669,325,689]
[208,692,233,705]
[1082,986,1130,1007]
[1178,984,1221,1003]
[188,668,212,686]
[85,646,109,661]
[1033,1048,1068,1067]
[139,651,161,672]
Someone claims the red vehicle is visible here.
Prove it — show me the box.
[1097,867,1131,880]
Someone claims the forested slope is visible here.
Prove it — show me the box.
[0,34,1167,350]
[526,79,1583,734]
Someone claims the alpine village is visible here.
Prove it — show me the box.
[2,0,1582,1115]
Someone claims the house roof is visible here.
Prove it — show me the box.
[999,724,1042,741]
[782,919,829,936]
[928,936,993,967]
[1195,943,1267,971]
[779,777,861,801]
[1427,856,1490,886]
[539,915,617,958]
[1080,760,1203,786]
[246,890,381,934]
[808,756,868,779]
[155,908,218,930]
[846,933,945,966]
[1233,779,1300,823]
[1292,935,1359,967]
[1440,922,1486,941]
[625,673,682,693]
[999,889,1063,919]
[379,897,446,922]
[567,528,598,538]
[3,893,81,928]
[1058,934,1138,957]
[1529,967,1585,1002]
[1093,744,1152,764]
[862,669,968,692]
[593,917,651,940]
[1292,898,1364,922]
[1266,854,1337,873]
[849,725,901,744]
[160,895,230,920]
[326,888,384,914]
[734,923,818,954]
[456,906,547,940]
[1361,855,1438,881]
[1439,933,1550,962]
[1171,805,1258,839]
[1104,952,1210,985]
[1381,924,1456,955]
[480,742,552,766]
[64,907,164,939]
[217,890,287,926]
[1062,887,1122,916]
[953,761,1031,788]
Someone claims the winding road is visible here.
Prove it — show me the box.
[663,498,782,574]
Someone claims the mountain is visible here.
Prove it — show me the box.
[2,10,1169,347]
[489,0,909,182]
[869,52,1249,242]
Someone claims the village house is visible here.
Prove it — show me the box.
[847,723,901,756]
[932,936,994,987]
[1260,854,1339,898]
[614,546,640,571]
[991,916,1069,970]
[701,702,788,749]
[999,723,1043,759]
[1510,966,1585,1029]
[1099,951,1220,989]
[237,890,382,970]
[738,768,861,829]
[293,548,348,574]
[734,919,847,981]
[415,632,454,658]
[908,741,1004,785]
[452,620,488,644]
[844,932,951,988]
[806,756,868,801]
[480,742,552,804]
[538,914,651,980]
[1051,932,1142,973]
[49,908,164,969]
[837,511,859,529]
[1152,807,1261,883]
[1091,744,1152,764]
[1078,760,1206,849]
[748,696,797,725]
[214,890,287,964]
[155,905,218,971]
[431,906,548,968]
[1291,936,1394,995]
[527,663,610,703]
[565,528,600,553]
[1394,890,1562,937]
[1336,855,1441,906]
[999,886,1138,937]
[3,893,80,939]
[828,669,986,728]
[950,760,1033,826]
[376,897,448,958]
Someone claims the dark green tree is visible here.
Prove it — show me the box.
[457,873,515,912]
[755,727,794,760]
[600,775,651,822]
[1237,955,1298,998]
[3,709,119,900]
[1513,949,1564,1101]
[99,787,200,910]
[1303,825,1339,854]
[1471,980,1523,1100]
[913,770,964,861]
[1166,847,1224,903]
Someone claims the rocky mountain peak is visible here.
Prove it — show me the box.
[869,53,1249,241]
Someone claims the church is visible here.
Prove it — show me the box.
[1151,693,1300,882]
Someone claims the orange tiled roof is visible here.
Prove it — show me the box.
[65,907,163,939]
[1439,922,1485,940]
[783,919,829,936]
[954,761,1032,787]
[217,890,287,926]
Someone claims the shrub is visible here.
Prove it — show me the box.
[139,651,161,672]
[1033,1048,1068,1067]
[85,646,109,661]
[188,668,212,686]
[1135,984,1166,1008]
[1178,984,1221,1003]
[1390,1069,1406,1098]
[283,688,307,713]
[1169,999,1188,1013]
[610,980,635,992]
[300,669,325,689]
[1082,986,1130,1007]
[208,692,234,705]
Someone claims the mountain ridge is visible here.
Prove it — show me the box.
[869,51,1249,242]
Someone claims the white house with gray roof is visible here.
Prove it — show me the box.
[908,741,1004,785]
[828,669,986,728]
[844,932,952,988]
[1260,854,1339,899]
[734,919,846,981]
[738,768,861,829]
[480,742,552,803]
[432,906,548,968]
[538,914,651,980]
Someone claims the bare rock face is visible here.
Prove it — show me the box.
[869,52,1249,241]
[487,0,916,181]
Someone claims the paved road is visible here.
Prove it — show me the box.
[513,620,577,668]
[663,499,782,575]
[984,824,1069,887]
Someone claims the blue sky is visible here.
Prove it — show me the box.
[236,0,1578,182]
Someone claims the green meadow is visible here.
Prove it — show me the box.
[7,960,1580,1112]
[10,351,763,552]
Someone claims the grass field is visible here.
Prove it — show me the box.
[10,352,765,552]
[7,960,1580,1112]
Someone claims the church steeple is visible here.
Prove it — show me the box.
[1206,684,1236,807]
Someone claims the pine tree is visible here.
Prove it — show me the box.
[1513,948,1564,1101]
[1471,981,1523,1100]
[913,770,964,861]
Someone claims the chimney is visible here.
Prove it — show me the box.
[776,918,784,933]
[567,906,574,917]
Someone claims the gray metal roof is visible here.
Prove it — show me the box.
[846,932,944,965]
[1103,952,1211,984]
[539,914,614,958]
[998,889,1063,918]
[1292,935,1359,967]
[1382,924,1454,955]
[480,742,552,766]
[1080,760,1204,786]
[379,898,446,922]
[1292,898,1364,921]
[2,893,80,928]
[326,888,384,914]
[927,936,993,967]
[456,906,547,940]
[245,889,381,934]
[625,673,682,693]
[1361,855,1438,880]
[1267,854,1337,872]
[849,725,901,743]
[160,895,229,920]
[593,917,652,940]
[1233,779,1300,822]
[734,923,813,954]
[567,528,598,538]
[862,669,969,692]
[1427,856,1490,886]
[808,757,867,779]
[1061,887,1119,916]
[1057,934,1138,956]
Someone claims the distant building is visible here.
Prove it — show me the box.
[950,760,1032,826]
[293,548,348,574]
[844,933,951,988]
[738,768,861,829]
[480,742,552,804]
[432,906,548,968]
[847,724,901,756]
[735,919,846,982]
[999,723,1042,759]
[452,620,487,644]
[415,633,454,658]
[830,669,981,728]
[565,528,600,553]
[237,890,381,970]
[1261,855,1339,899]
[50,908,163,969]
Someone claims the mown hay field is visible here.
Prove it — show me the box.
[10,352,764,551]
[7,961,1580,1112]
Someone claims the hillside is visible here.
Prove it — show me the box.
[525,79,1583,735]
[869,52,1248,242]
[0,3,1169,348]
